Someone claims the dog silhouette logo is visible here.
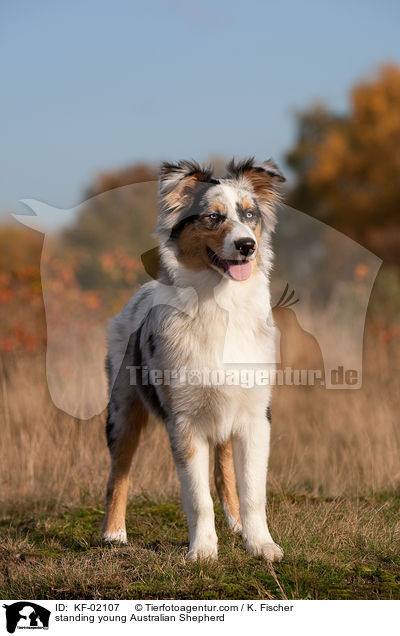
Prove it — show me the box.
[3,602,50,633]
[273,284,324,373]
[13,192,382,417]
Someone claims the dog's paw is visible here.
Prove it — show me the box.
[224,514,242,534]
[245,540,283,562]
[102,529,127,544]
[187,536,218,561]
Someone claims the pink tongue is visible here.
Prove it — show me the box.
[228,261,252,281]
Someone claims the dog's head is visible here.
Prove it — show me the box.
[155,158,285,282]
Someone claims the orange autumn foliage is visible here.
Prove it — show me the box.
[0,225,141,354]
[287,64,400,262]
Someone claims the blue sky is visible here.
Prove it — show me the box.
[1,0,400,228]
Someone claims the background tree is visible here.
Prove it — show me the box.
[62,163,159,293]
[286,64,400,263]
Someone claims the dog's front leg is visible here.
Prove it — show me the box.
[169,424,217,560]
[232,414,283,562]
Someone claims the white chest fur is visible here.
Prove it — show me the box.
[159,269,275,441]
[163,268,275,368]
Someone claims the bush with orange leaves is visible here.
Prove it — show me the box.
[0,225,141,354]
[0,226,45,353]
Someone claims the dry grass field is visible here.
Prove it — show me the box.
[1,313,400,599]
[1,314,400,505]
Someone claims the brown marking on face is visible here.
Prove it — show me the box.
[240,198,253,210]
[214,441,241,527]
[177,219,234,271]
[211,200,226,214]
[253,221,261,245]
[250,223,262,272]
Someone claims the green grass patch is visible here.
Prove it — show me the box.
[1,494,399,600]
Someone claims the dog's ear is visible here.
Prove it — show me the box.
[159,160,217,211]
[226,157,285,201]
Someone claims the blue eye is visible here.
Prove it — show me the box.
[246,211,253,219]
[209,213,220,220]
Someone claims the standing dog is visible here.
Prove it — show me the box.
[103,158,285,561]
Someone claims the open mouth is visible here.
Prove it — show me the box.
[207,247,252,281]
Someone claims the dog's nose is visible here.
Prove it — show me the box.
[234,237,256,257]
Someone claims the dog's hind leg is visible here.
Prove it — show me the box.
[102,394,148,543]
[214,441,242,533]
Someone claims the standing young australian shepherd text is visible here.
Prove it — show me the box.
[102,158,286,561]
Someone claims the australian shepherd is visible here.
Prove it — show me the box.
[102,158,285,561]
